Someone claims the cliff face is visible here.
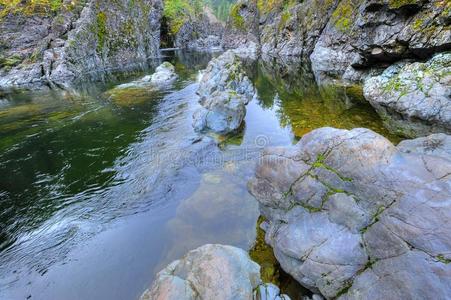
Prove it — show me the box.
[0,0,163,89]
[225,0,450,81]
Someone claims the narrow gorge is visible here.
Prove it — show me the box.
[0,0,449,299]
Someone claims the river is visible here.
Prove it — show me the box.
[0,51,401,300]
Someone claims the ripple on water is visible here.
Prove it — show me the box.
[0,51,404,300]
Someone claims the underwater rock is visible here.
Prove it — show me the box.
[363,53,451,137]
[113,62,177,89]
[193,51,254,135]
[248,127,451,299]
[140,244,261,300]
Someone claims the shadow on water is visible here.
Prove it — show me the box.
[0,51,403,300]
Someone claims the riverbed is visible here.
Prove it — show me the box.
[0,51,401,300]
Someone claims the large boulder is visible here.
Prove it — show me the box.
[363,52,451,137]
[193,51,254,135]
[248,127,451,299]
[140,244,291,300]
[0,0,162,89]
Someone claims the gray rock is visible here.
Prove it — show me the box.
[254,283,291,300]
[193,51,254,134]
[0,0,163,89]
[113,62,177,90]
[222,0,260,58]
[310,0,451,83]
[150,62,178,86]
[249,127,451,299]
[397,133,451,159]
[363,53,451,137]
[140,244,261,300]
[175,8,224,52]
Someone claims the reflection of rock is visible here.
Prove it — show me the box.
[249,127,451,299]
[254,56,400,141]
[141,244,292,300]
[363,53,451,137]
[163,171,258,261]
[193,51,255,135]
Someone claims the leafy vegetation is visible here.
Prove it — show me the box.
[0,0,71,18]
[163,0,203,34]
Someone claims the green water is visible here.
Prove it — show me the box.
[0,51,403,300]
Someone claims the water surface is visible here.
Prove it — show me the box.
[0,51,402,300]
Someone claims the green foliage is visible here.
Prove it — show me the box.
[331,0,354,32]
[163,0,203,34]
[205,0,234,21]
[0,0,67,18]
[96,11,107,53]
[230,3,245,29]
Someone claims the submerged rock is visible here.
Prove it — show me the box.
[105,62,177,104]
[193,51,254,135]
[248,127,451,299]
[149,62,178,86]
[363,53,451,137]
[141,244,289,300]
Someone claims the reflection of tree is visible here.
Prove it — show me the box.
[252,55,400,141]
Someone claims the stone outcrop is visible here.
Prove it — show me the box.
[0,0,162,89]
[140,244,291,300]
[174,8,224,51]
[259,0,338,57]
[363,52,451,137]
[310,0,451,82]
[222,0,260,57]
[193,50,254,135]
[249,127,451,299]
[226,0,450,82]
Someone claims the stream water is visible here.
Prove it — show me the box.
[0,51,402,300]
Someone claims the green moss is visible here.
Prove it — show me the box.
[331,0,360,33]
[249,217,281,284]
[388,0,418,10]
[278,10,291,31]
[230,3,245,30]
[96,11,107,53]
[0,54,22,70]
[437,255,451,264]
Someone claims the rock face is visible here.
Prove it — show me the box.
[174,8,224,51]
[310,0,451,82]
[228,0,450,81]
[193,51,254,135]
[259,0,338,57]
[249,127,451,299]
[140,244,290,300]
[363,52,451,137]
[222,0,260,57]
[0,0,162,89]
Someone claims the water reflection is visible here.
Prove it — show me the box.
[0,51,402,300]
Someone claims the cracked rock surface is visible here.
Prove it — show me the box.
[140,244,291,300]
[193,50,254,135]
[248,127,451,299]
[364,52,451,137]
